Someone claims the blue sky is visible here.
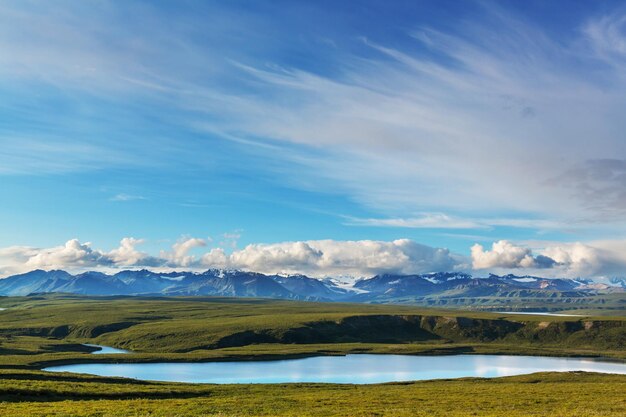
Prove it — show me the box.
[2,0,626,279]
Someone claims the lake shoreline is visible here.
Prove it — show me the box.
[27,342,626,371]
[42,353,626,384]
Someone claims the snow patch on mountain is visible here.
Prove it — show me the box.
[513,277,537,283]
[323,277,370,294]
[161,275,186,281]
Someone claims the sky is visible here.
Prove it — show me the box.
[1,0,626,279]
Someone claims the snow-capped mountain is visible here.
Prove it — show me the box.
[0,269,622,301]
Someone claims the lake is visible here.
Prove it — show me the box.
[83,344,131,354]
[495,311,583,317]
[43,354,626,384]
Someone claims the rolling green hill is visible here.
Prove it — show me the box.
[0,294,624,369]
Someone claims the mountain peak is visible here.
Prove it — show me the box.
[0,269,622,302]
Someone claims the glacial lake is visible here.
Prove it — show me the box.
[83,344,131,354]
[495,311,583,317]
[43,354,626,384]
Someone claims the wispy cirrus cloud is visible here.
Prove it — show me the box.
[344,214,567,230]
[584,9,626,66]
[546,159,626,219]
[110,193,146,202]
[1,1,626,245]
[181,4,626,229]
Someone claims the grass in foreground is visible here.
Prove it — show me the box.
[1,369,625,416]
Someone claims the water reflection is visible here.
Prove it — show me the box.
[496,311,582,317]
[83,344,130,354]
[44,354,626,384]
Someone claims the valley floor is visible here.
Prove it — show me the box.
[0,295,624,416]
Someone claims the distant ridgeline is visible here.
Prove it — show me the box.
[0,269,624,308]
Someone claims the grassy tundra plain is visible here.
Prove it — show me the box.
[0,294,625,416]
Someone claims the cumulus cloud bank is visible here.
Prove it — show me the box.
[2,237,626,280]
[0,238,201,277]
[205,239,466,277]
[471,239,626,279]
[471,241,557,270]
[0,237,467,278]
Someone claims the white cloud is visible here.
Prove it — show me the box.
[345,214,567,230]
[540,243,599,277]
[471,239,626,279]
[0,237,207,276]
[107,237,159,266]
[471,240,541,269]
[201,248,229,269]
[0,237,467,278]
[162,237,207,267]
[344,214,483,229]
[0,246,41,276]
[539,240,626,279]
[201,239,467,277]
[24,239,112,270]
[110,193,145,202]
[2,236,626,280]
[584,11,626,64]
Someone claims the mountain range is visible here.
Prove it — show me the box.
[0,269,623,303]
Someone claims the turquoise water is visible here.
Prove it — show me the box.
[83,344,130,354]
[43,354,626,384]
[496,311,582,317]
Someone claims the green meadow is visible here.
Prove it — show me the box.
[2,370,625,417]
[0,294,625,416]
